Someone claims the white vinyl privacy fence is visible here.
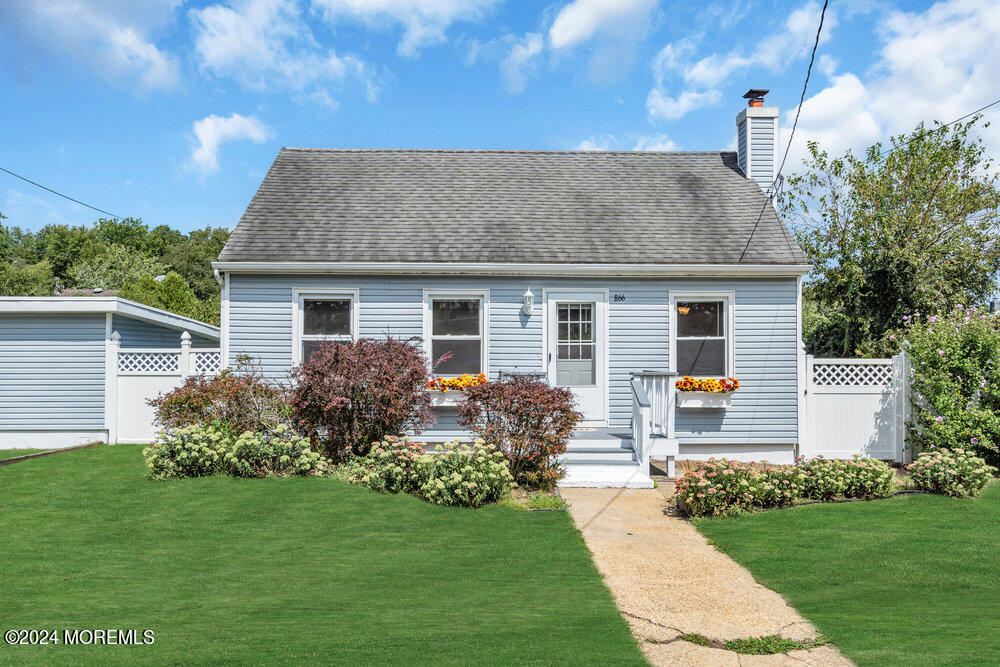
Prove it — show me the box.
[108,331,221,443]
[801,353,910,462]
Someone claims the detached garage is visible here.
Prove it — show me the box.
[0,297,220,449]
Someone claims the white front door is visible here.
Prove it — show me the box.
[546,290,607,425]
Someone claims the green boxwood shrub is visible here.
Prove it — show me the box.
[143,424,226,480]
[798,456,895,500]
[908,448,997,497]
[222,425,331,478]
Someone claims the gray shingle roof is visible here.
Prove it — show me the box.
[219,148,807,265]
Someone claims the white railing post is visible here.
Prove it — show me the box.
[105,330,120,445]
[892,351,911,463]
[180,331,192,378]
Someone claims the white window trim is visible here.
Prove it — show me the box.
[422,289,490,378]
[291,288,360,365]
[669,290,736,378]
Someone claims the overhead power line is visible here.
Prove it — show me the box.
[738,0,829,263]
[0,166,125,220]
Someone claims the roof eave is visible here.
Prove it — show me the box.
[211,261,811,278]
[0,297,220,340]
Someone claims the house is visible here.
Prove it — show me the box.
[212,90,809,487]
[0,297,219,449]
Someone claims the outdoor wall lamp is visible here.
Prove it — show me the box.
[522,289,535,315]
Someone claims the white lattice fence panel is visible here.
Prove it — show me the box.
[194,351,222,375]
[119,351,179,374]
[812,362,892,387]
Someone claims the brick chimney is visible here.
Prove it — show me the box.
[736,88,779,194]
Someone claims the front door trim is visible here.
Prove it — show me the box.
[542,288,609,426]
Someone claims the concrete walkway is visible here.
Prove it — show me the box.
[561,488,852,666]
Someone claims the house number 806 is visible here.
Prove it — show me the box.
[613,293,626,302]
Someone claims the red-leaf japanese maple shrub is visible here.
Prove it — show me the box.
[148,355,290,434]
[289,337,435,460]
[457,377,582,490]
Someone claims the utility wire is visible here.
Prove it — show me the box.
[0,166,125,220]
[738,0,829,263]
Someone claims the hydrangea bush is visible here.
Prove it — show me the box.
[797,456,895,500]
[413,441,515,508]
[908,448,997,497]
[344,436,426,494]
[896,307,1000,465]
[674,460,806,517]
[222,425,331,478]
[143,424,226,480]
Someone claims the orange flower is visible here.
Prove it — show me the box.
[674,376,740,393]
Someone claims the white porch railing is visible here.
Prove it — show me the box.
[630,370,678,476]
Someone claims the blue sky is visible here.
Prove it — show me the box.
[2,0,998,233]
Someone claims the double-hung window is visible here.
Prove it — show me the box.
[424,291,488,376]
[673,293,733,377]
[294,290,358,364]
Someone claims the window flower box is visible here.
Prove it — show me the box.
[425,373,486,407]
[426,389,466,407]
[675,376,739,409]
[676,391,735,409]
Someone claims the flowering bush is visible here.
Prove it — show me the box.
[908,448,997,497]
[674,460,806,517]
[343,436,426,494]
[426,373,487,392]
[896,307,1000,465]
[289,337,434,460]
[412,441,515,508]
[148,355,290,434]
[797,456,895,500]
[675,377,740,392]
[457,376,581,490]
[222,425,331,478]
[143,424,226,480]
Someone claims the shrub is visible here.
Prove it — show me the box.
[675,460,806,517]
[797,456,895,500]
[148,355,290,434]
[897,307,1000,466]
[289,337,434,460]
[222,425,331,478]
[457,377,582,490]
[412,441,515,508]
[143,424,226,480]
[908,448,997,497]
[343,436,426,494]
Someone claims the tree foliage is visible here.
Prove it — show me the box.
[782,118,1000,357]
[0,216,229,323]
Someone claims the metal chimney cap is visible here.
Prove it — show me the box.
[743,88,769,100]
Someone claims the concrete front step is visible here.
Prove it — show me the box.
[562,451,637,465]
[565,440,634,454]
[558,465,654,489]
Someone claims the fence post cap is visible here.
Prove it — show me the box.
[110,330,121,343]
[181,331,192,343]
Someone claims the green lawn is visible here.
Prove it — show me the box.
[694,483,1000,666]
[0,449,44,460]
[1,445,643,665]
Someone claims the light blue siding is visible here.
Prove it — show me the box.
[112,315,217,348]
[748,116,776,189]
[228,274,799,445]
[0,314,106,430]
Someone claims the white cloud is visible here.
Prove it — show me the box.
[647,88,722,121]
[0,0,180,91]
[191,0,380,104]
[312,0,499,58]
[574,133,679,151]
[189,113,273,174]
[548,0,660,82]
[646,1,839,121]
[548,0,658,50]
[783,0,1000,170]
[499,33,544,94]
